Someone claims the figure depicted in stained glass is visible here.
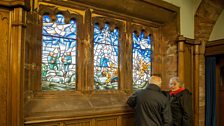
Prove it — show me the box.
[94,23,119,90]
[47,48,60,70]
[61,51,72,77]
[41,14,76,91]
[133,31,152,89]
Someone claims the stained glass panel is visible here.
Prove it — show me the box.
[41,14,77,91]
[132,32,152,89]
[94,24,119,90]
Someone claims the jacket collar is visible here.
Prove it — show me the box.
[169,87,185,95]
[146,84,161,92]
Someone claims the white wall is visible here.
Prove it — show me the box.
[209,10,224,41]
[193,0,202,14]
[162,0,201,39]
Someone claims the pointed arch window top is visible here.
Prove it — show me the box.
[56,14,65,24]
[94,23,119,46]
[42,15,77,40]
[43,15,51,23]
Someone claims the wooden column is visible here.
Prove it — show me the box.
[194,44,200,126]
[177,35,201,126]
[177,35,186,83]
[11,7,27,126]
[0,1,29,125]
[84,8,93,91]
[118,22,126,91]
[125,21,133,92]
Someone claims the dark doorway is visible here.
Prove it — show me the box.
[205,55,224,126]
[216,55,224,126]
[205,56,216,126]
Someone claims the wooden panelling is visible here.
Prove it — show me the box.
[206,39,224,56]
[11,7,26,126]
[65,120,90,126]
[120,115,134,126]
[24,114,134,126]
[206,44,224,56]
[41,0,178,24]
[95,117,117,126]
[0,9,10,126]
[0,1,28,126]
[176,36,201,126]
[26,122,61,126]
[184,44,193,91]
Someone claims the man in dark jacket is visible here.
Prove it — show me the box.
[127,76,172,126]
[164,77,193,126]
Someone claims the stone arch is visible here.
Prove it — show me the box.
[194,0,223,125]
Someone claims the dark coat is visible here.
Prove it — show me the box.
[163,89,193,126]
[127,84,172,126]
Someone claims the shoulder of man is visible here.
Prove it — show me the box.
[182,89,192,95]
[161,90,170,97]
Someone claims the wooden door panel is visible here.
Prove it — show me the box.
[121,115,135,126]
[96,117,117,126]
[0,9,10,126]
[26,122,60,126]
[65,120,90,126]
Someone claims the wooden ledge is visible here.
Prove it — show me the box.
[0,1,30,10]
[24,91,133,124]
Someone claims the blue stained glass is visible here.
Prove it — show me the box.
[43,15,51,23]
[41,15,77,91]
[56,14,64,24]
[133,31,152,89]
[94,24,119,90]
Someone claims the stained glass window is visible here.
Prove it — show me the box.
[94,23,119,90]
[41,14,77,91]
[132,31,152,89]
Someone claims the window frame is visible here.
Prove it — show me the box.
[91,16,125,91]
[24,2,168,122]
[26,4,84,94]
[25,2,161,97]
[131,24,153,90]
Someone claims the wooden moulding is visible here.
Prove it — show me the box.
[193,44,200,126]
[206,39,224,56]
[40,0,179,24]
[0,8,10,126]
[0,0,30,10]
[24,91,133,124]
